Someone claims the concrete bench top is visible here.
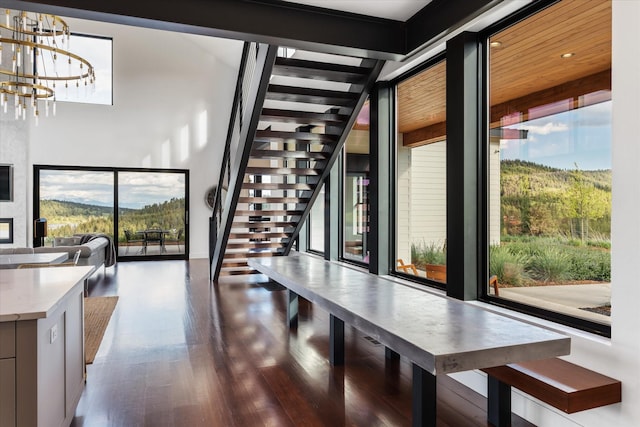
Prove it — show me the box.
[249,254,571,375]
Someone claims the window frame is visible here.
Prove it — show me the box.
[389,52,448,289]
[478,0,612,338]
[33,164,189,262]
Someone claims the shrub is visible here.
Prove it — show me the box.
[411,240,446,267]
[526,247,571,282]
[566,249,611,281]
[490,245,528,286]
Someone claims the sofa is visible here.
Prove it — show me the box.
[33,234,115,271]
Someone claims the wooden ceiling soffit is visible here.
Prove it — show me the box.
[403,122,446,148]
[490,69,611,128]
[403,69,611,148]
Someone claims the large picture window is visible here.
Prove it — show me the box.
[343,102,370,264]
[39,33,113,105]
[395,59,447,285]
[487,0,611,334]
[308,184,325,253]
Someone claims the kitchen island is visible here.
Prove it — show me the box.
[0,266,94,427]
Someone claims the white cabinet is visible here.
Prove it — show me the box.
[0,323,16,427]
[0,267,91,427]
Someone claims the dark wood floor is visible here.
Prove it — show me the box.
[71,259,533,427]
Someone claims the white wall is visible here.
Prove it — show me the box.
[2,18,242,258]
[396,140,447,263]
[0,118,29,247]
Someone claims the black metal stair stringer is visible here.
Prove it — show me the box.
[280,59,385,256]
[212,44,279,281]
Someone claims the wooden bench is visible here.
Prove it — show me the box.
[249,254,570,427]
[482,358,621,426]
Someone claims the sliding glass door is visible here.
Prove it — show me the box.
[34,166,188,260]
[117,171,186,258]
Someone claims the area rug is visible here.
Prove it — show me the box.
[84,296,118,364]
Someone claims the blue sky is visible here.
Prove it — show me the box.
[40,170,185,209]
[500,101,612,171]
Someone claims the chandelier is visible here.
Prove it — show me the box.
[0,9,95,123]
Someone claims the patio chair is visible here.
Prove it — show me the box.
[397,258,418,275]
[164,228,184,252]
[124,230,144,254]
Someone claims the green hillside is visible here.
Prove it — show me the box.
[41,199,116,218]
[500,160,611,239]
[40,198,185,242]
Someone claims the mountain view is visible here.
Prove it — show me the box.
[500,160,611,240]
[41,197,186,243]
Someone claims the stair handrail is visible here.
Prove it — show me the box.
[210,43,279,280]
[209,42,256,276]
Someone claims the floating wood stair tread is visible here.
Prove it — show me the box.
[273,57,370,83]
[266,85,358,106]
[251,150,327,160]
[245,167,320,176]
[253,141,329,152]
[238,197,308,204]
[234,209,304,216]
[226,242,285,249]
[482,358,622,413]
[254,130,338,143]
[232,221,295,228]
[260,108,349,126]
[218,269,260,276]
[221,260,250,267]
[228,232,289,239]
[224,252,281,259]
[241,183,312,191]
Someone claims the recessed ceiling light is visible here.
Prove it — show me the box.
[561,52,575,58]
[490,41,502,48]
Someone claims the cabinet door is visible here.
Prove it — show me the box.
[0,323,15,358]
[0,358,16,427]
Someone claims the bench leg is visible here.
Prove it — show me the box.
[287,290,299,329]
[385,347,400,361]
[412,364,437,427]
[487,375,511,427]
[330,314,345,366]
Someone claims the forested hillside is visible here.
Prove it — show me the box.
[40,198,185,242]
[500,160,611,239]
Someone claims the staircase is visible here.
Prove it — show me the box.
[212,45,383,279]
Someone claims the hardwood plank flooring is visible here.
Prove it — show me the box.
[72,259,534,427]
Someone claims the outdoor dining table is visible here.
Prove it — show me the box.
[137,229,171,253]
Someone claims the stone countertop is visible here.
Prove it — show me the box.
[0,266,95,321]
[249,254,571,375]
[0,252,68,269]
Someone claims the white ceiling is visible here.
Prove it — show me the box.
[281,0,433,21]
